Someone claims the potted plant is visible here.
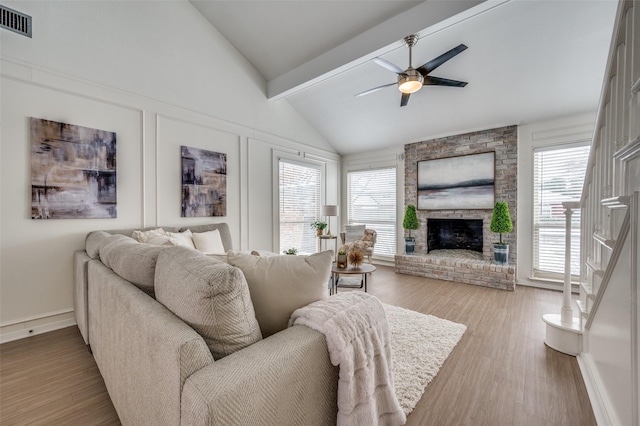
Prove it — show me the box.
[283,247,298,255]
[490,201,513,265]
[310,221,328,236]
[402,204,419,255]
[337,250,347,268]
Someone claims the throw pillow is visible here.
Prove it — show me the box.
[98,234,165,294]
[345,224,366,243]
[85,230,112,259]
[155,246,262,360]
[192,229,226,255]
[167,229,195,249]
[249,250,280,257]
[131,228,172,246]
[362,229,375,243]
[227,250,332,337]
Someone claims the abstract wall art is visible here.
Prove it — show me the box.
[417,151,495,210]
[31,118,117,219]
[181,146,227,217]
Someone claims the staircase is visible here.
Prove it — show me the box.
[576,1,640,424]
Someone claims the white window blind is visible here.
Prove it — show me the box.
[279,159,321,255]
[533,143,590,278]
[347,167,396,256]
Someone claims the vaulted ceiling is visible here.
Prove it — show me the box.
[191,0,618,155]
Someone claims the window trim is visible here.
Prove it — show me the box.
[273,152,325,254]
[530,140,590,281]
[346,166,397,258]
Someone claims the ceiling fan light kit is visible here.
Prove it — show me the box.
[357,34,468,106]
[398,69,424,94]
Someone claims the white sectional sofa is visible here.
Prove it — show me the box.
[73,223,338,425]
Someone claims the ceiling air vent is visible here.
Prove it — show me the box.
[1,5,32,38]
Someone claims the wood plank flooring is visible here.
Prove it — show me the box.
[1,265,595,425]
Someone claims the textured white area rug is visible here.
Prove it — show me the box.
[384,304,467,416]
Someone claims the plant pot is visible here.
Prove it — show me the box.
[316,229,323,236]
[405,237,415,255]
[493,243,509,265]
[337,254,347,268]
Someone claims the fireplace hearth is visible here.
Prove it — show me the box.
[427,219,483,253]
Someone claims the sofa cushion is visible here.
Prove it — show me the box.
[86,231,112,259]
[167,229,196,249]
[99,234,165,293]
[192,229,226,255]
[179,223,233,251]
[227,251,332,337]
[250,250,280,257]
[155,246,262,360]
[132,228,172,246]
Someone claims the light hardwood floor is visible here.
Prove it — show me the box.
[0,265,595,425]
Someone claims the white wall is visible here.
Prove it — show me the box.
[0,1,339,342]
[517,113,596,289]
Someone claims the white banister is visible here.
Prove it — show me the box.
[576,2,639,424]
[585,205,630,330]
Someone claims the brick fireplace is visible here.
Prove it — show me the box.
[395,125,517,291]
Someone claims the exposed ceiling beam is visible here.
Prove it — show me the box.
[267,0,505,100]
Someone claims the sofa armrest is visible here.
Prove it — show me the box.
[88,261,214,425]
[181,325,338,426]
[73,250,91,345]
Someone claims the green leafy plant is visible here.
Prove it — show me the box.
[338,250,347,255]
[310,221,328,231]
[283,247,298,255]
[402,204,419,238]
[490,201,513,244]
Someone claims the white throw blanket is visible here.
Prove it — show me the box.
[288,292,406,426]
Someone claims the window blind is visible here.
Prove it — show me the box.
[347,167,397,256]
[279,159,321,254]
[533,143,590,278]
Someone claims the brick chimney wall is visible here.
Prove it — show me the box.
[403,125,517,264]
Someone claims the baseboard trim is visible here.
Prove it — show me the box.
[0,309,77,344]
[577,353,617,426]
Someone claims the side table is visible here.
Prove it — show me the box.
[317,235,337,256]
[330,263,376,295]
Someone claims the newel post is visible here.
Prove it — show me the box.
[541,201,582,355]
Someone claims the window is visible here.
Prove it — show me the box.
[533,143,590,278]
[347,168,397,257]
[279,159,321,254]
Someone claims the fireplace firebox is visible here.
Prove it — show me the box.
[427,219,483,253]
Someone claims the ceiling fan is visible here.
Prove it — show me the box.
[355,35,468,107]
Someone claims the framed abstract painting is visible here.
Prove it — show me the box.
[31,118,116,219]
[181,146,227,217]
[417,152,495,210]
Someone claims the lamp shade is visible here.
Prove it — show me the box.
[321,205,338,216]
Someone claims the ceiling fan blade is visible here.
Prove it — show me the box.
[355,82,396,97]
[400,92,411,107]
[424,76,468,87]
[372,57,404,75]
[417,44,468,75]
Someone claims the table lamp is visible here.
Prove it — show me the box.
[321,205,338,236]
